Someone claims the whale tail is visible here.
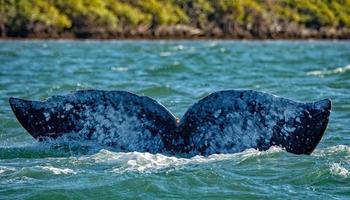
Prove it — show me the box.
[296,99,332,154]
[9,91,178,153]
[176,90,332,155]
[9,90,332,156]
[9,97,48,139]
[278,98,331,154]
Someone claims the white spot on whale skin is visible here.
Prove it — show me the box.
[283,124,296,132]
[74,103,165,152]
[43,112,50,121]
[64,103,74,111]
[214,109,221,118]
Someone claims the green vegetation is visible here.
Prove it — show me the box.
[1,0,350,38]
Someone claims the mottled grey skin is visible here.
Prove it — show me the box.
[9,90,331,156]
[9,90,177,153]
[177,90,331,156]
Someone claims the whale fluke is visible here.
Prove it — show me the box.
[9,90,177,153]
[9,90,331,156]
[177,90,331,155]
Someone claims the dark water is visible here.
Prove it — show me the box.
[0,40,349,199]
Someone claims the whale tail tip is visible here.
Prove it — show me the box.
[9,97,43,139]
[297,98,332,154]
[9,97,32,117]
[314,98,331,112]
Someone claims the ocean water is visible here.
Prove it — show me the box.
[0,40,349,199]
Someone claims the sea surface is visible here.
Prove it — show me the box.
[0,40,349,199]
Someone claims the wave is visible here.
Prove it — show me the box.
[78,145,350,175]
[313,144,350,157]
[85,146,285,173]
[1,145,349,189]
[306,64,350,76]
[40,166,76,175]
[329,163,349,178]
[0,166,16,174]
[313,145,350,178]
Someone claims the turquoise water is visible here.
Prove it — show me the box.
[0,40,350,199]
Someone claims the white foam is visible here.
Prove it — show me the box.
[329,163,349,178]
[41,166,76,175]
[306,64,350,76]
[160,52,172,57]
[86,149,233,173]
[174,45,184,50]
[111,66,128,72]
[313,145,350,158]
[0,166,16,174]
[238,146,284,162]
[86,147,283,173]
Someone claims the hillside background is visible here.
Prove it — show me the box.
[1,0,350,39]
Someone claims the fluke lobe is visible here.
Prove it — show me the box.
[9,90,331,156]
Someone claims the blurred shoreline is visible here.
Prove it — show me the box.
[2,1,350,40]
[1,26,349,40]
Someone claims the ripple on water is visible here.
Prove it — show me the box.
[306,64,350,77]
[0,145,349,199]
